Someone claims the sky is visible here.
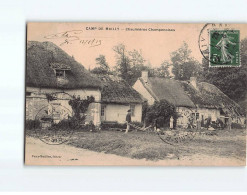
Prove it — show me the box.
[27,23,247,70]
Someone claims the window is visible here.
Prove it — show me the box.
[130,105,135,117]
[192,112,199,120]
[101,105,106,116]
[55,70,64,78]
[51,63,71,78]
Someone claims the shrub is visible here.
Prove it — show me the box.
[49,119,73,130]
[145,100,176,128]
[101,122,126,130]
[100,121,144,131]
[25,119,41,130]
[205,117,212,128]
[68,95,94,120]
[86,121,96,132]
[49,117,95,131]
[131,121,143,127]
[231,122,244,129]
[141,101,149,122]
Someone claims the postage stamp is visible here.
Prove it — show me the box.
[209,30,240,67]
[198,23,241,67]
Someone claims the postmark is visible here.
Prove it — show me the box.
[156,129,197,146]
[34,92,74,145]
[198,23,241,67]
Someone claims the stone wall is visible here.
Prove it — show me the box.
[25,87,101,125]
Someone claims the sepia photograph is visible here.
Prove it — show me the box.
[24,23,247,166]
[2,0,247,193]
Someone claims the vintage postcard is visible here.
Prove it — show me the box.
[25,23,246,166]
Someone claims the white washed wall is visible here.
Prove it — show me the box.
[176,106,221,127]
[197,108,220,122]
[133,79,155,105]
[103,104,142,123]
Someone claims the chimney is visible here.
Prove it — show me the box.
[190,77,197,89]
[142,71,148,83]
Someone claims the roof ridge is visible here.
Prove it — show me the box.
[97,75,143,104]
[139,78,159,101]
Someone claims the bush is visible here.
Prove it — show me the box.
[142,101,149,122]
[49,117,95,131]
[68,96,94,119]
[49,119,73,130]
[100,121,144,131]
[101,122,126,130]
[231,122,244,129]
[25,119,40,130]
[131,121,143,126]
[145,100,176,128]
[205,117,212,128]
[84,121,96,132]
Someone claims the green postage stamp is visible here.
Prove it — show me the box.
[209,30,240,67]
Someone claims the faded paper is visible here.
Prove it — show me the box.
[25,23,246,166]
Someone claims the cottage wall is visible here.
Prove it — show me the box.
[176,106,221,128]
[26,87,101,125]
[176,107,193,127]
[102,103,142,123]
[133,79,155,105]
[197,108,220,121]
[232,116,246,125]
[26,96,52,120]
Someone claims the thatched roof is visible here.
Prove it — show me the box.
[139,77,195,107]
[26,41,102,89]
[97,75,143,104]
[139,77,244,116]
[50,62,71,70]
[181,81,244,116]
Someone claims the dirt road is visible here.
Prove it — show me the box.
[25,137,245,166]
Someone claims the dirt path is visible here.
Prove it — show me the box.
[25,137,245,166]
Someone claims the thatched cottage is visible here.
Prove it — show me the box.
[133,71,245,128]
[26,41,102,125]
[96,74,143,123]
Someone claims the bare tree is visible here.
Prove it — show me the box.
[113,44,131,81]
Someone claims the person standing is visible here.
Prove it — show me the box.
[196,117,201,131]
[228,116,232,131]
[170,116,174,129]
[206,116,211,130]
[125,109,131,133]
[201,115,204,128]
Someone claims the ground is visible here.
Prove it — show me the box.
[25,129,246,166]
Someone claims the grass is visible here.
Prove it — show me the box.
[67,130,172,160]
[26,128,246,161]
[65,128,246,161]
